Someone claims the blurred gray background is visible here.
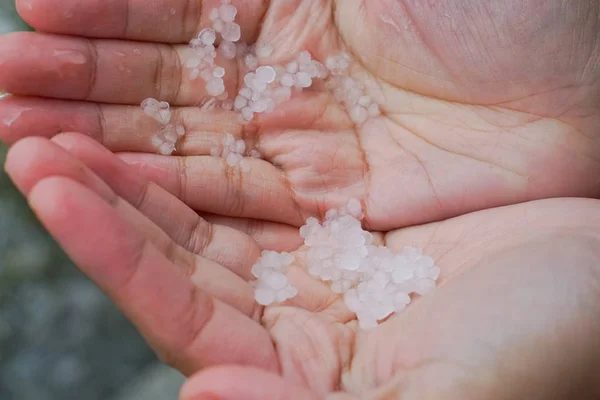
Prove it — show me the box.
[0,1,185,399]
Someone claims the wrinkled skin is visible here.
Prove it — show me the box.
[1,0,600,398]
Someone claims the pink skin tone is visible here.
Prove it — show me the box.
[2,0,600,399]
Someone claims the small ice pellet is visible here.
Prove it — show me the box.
[198,28,217,45]
[206,77,225,96]
[141,99,160,118]
[213,67,225,78]
[286,62,299,74]
[226,152,242,166]
[234,95,248,110]
[222,23,241,42]
[159,142,175,155]
[218,40,237,59]
[256,66,276,83]
[255,287,276,305]
[349,105,368,124]
[245,54,258,69]
[213,19,225,33]
[157,109,171,124]
[297,51,312,66]
[251,99,269,113]
[241,107,254,121]
[151,136,163,147]
[295,72,312,88]
[240,87,252,99]
[176,125,185,136]
[235,139,246,154]
[219,3,237,22]
[209,8,220,20]
[280,73,295,87]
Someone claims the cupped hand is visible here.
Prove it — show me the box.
[1,0,599,230]
[5,134,600,400]
[2,0,600,398]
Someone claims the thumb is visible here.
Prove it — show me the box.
[179,366,321,400]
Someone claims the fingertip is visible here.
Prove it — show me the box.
[5,136,54,193]
[28,175,82,223]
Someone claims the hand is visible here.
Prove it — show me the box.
[2,0,600,398]
[5,134,600,400]
[1,0,599,230]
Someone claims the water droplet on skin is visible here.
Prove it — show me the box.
[2,108,32,127]
[52,50,86,65]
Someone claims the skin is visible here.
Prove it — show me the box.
[1,0,600,398]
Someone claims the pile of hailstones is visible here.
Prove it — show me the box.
[140,98,185,155]
[141,0,384,156]
[251,200,441,329]
[211,133,262,167]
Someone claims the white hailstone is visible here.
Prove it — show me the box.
[349,105,368,125]
[245,54,258,69]
[240,87,252,99]
[286,61,299,74]
[256,66,276,83]
[159,142,175,155]
[219,3,237,22]
[235,139,246,154]
[151,136,163,147]
[226,152,242,166]
[198,28,217,45]
[209,8,220,20]
[251,99,269,113]
[297,51,312,67]
[200,68,214,82]
[234,95,248,110]
[176,125,185,136]
[206,77,225,96]
[186,56,201,69]
[241,106,254,121]
[213,66,225,78]
[280,73,295,87]
[141,98,160,118]
[222,23,241,42]
[162,126,178,143]
[213,18,225,33]
[244,72,256,87]
[218,40,237,59]
[295,72,312,88]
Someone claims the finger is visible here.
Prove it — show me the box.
[180,366,320,400]
[5,137,256,309]
[201,213,303,252]
[51,132,266,278]
[0,32,238,105]
[17,0,267,43]
[118,152,305,225]
[0,91,341,153]
[0,96,240,152]
[26,176,278,374]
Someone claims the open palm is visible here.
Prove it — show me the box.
[2,0,600,398]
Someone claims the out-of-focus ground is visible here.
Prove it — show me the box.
[0,1,185,399]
